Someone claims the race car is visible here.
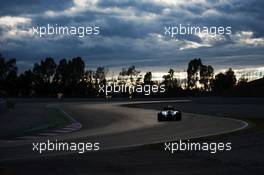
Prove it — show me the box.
[157,105,182,121]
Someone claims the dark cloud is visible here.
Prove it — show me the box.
[0,0,73,16]
[0,0,264,73]
[97,0,165,14]
[100,17,153,39]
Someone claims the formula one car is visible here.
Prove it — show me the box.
[158,105,182,121]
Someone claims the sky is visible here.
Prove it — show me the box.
[0,0,264,74]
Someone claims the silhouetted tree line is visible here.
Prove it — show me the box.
[186,58,238,95]
[0,53,254,98]
[0,54,97,97]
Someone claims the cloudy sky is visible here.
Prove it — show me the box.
[0,0,264,73]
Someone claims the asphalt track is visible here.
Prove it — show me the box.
[0,100,248,162]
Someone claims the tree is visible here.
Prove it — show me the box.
[84,70,94,84]
[168,69,175,79]
[33,57,56,83]
[66,57,85,96]
[68,57,85,83]
[127,65,140,84]
[212,68,237,93]
[0,56,17,81]
[118,65,141,85]
[53,59,68,95]
[187,58,202,89]
[30,57,86,97]
[0,54,18,96]
[225,68,237,87]
[200,65,214,91]
[237,77,248,87]
[144,72,152,85]
[162,69,178,89]
[187,58,214,91]
[17,70,35,96]
[32,57,57,96]
[94,67,107,85]
[54,59,68,82]
[82,70,97,97]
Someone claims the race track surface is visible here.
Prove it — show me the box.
[0,100,248,162]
